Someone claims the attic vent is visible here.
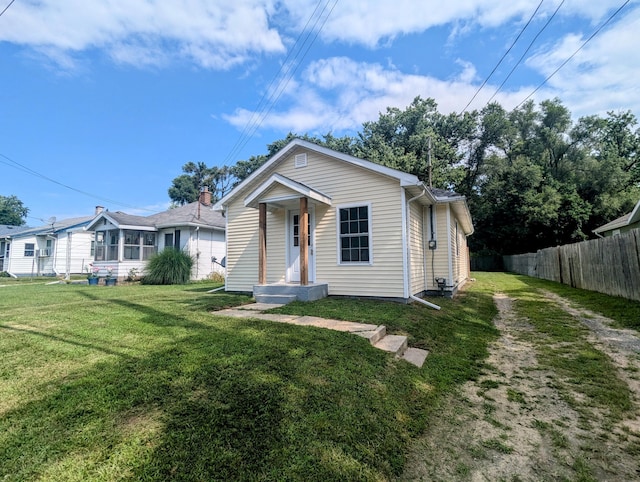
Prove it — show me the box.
[294,153,307,168]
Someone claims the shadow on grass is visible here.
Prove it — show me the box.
[0,284,500,481]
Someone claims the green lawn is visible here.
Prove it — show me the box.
[0,279,499,481]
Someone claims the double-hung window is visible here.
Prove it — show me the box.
[338,204,371,264]
[123,230,141,260]
[24,243,35,257]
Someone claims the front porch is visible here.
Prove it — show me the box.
[253,282,328,304]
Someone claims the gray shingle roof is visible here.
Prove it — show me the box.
[0,224,31,237]
[1,217,93,237]
[89,202,225,231]
[429,187,463,199]
[148,202,225,229]
[107,212,157,227]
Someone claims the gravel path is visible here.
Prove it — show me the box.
[400,291,640,481]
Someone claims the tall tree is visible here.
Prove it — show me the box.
[0,195,28,225]
[168,162,234,205]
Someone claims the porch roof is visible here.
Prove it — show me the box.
[244,173,332,209]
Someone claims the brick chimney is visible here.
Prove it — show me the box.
[95,206,104,215]
[200,187,212,206]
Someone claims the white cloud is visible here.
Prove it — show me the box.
[223,56,539,134]
[526,5,640,118]
[281,0,626,47]
[0,0,285,69]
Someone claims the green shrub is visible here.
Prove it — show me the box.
[141,249,194,285]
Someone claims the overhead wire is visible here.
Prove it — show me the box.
[220,0,327,166]
[221,0,339,165]
[0,153,157,213]
[485,0,565,105]
[0,0,15,18]
[515,0,631,109]
[460,0,545,114]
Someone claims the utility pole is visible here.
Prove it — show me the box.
[427,136,432,188]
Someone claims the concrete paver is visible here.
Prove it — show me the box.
[212,303,426,367]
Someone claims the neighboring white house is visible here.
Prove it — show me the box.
[0,217,94,277]
[213,138,474,303]
[85,189,226,280]
[594,199,640,237]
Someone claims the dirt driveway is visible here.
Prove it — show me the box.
[400,291,640,481]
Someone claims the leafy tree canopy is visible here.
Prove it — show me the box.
[171,96,640,255]
[0,195,29,225]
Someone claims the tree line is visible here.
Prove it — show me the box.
[169,96,640,255]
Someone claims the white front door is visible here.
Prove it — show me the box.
[287,208,315,283]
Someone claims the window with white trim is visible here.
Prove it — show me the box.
[24,243,35,257]
[338,204,371,263]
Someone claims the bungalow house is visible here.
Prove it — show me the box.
[213,139,474,303]
[0,217,94,277]
[594,199,640,237]
[85,189,225,280]
[1,225,30,272]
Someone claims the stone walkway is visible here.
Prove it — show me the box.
[214,302,428,367]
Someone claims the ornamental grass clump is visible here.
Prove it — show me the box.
[142,248,193,285]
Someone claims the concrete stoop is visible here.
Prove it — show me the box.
[213,303,428,367]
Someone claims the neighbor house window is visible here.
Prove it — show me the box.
[123,230,141,260]
[94,232,106,261]
[94,230,119,261]
[337,204,372,264]
[24,243,35,257]
[124,230,157,260]
[142,232,156,260]
[107,230,118,260]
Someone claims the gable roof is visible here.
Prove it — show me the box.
[2,217,93,238]
[594,199,640,234]
[214,138,474,235]
[214,138,430,210]
[86,202,225,232]
[148,201,225,229]
[244,173,332,209]
[0,224,31,238]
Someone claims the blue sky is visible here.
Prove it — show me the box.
[1,0,639,224]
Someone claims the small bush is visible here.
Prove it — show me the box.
[141,249,193,285]
[0,271,10,278]
[209,271,225,283]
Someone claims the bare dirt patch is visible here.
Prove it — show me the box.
[400,293,640,481]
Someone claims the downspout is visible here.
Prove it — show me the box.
[406,190,441,310]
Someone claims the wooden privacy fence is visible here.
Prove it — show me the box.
[503,229,640,302]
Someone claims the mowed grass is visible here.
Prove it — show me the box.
[0,280,498,481]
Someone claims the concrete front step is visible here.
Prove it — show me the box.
[255,294,297,305]
[253,283,328,302]
[355,325,386,345]
[402,347,429,368]
[374,335,408,357]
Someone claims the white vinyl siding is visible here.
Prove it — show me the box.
[224,148,406,298]
[409,201,426,295]
[428,204,450,290]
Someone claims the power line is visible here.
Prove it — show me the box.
[220,0,327,166]
[516,0,631,109]
[0,0,15,18]
[486,0,565,105]
[461,0,544,114]
[0,152,156,213]
[220,0,338,165]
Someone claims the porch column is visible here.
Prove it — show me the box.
[258,202,267,285]
[300,197,309,286]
